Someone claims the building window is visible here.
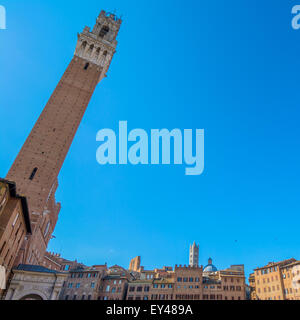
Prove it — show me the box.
[73,295,77,300]
[99,26,109,38]
[153,284,158,288]
[65,295,69,300]
[143,296,149,300]
[68,283,73,288]
[84,63,89,70]
[88,295,91,300]
[76,283,80,288]
[111,287,116,293]
[29,167,38,180]
[91,282,95,288]
[144,286,150,292]
[129,286,135,292]
[106,285,110,292]
[82,295,85,300]
[137,286,143,292]
[177,277,182,282]
[161,284,165,289]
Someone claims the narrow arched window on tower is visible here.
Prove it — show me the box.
[44,221,50,238]
[29,168,38,180]
[99,26,109,38]
[84,63,89,70]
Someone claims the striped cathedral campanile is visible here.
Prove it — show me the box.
[6,11,122,265]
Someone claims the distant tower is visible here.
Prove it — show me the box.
[5,11,122,266]
[129,256,141,272]
[189,242,199,267]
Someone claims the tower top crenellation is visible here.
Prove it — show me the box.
[98,10,122,24]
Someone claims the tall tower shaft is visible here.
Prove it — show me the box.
[6,11,122,265]
[189,242,199,267]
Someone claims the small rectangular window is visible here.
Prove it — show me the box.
[29,168,38,180]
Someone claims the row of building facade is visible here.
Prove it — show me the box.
[0,177,299,301]
[249,258,300,300]
[2,252,247,301]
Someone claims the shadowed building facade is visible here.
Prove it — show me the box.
[0,179,31,297]
[4,11,122,266]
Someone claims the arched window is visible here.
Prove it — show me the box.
[84,63,89,70]
[95,47,101,59]
[99,26,109,38]
[88,44,94,54]
[29,168,38,180]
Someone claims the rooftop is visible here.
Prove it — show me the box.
[254,258,296,271]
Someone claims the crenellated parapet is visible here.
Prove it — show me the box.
[175,264,203,271]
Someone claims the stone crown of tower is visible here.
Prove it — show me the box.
[75,10,122,82]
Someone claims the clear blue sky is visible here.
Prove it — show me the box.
[1,0,300,280]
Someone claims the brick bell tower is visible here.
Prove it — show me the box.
[6,11,122,266]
